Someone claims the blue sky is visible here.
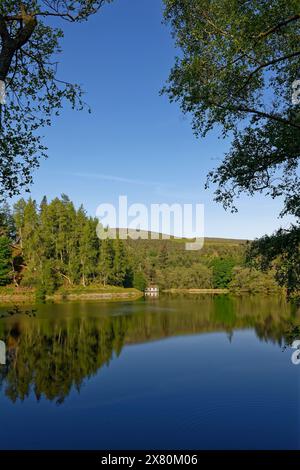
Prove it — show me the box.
[14,0,294,239]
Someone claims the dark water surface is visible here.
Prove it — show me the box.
[0,295,299,450]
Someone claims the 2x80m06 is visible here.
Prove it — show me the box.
[144,455,198,465]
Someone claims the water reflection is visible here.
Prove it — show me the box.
[0,295,299,404]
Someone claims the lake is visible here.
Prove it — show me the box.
[0,295,299,450]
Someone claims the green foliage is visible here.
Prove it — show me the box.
[77,206,99,286]
[229,266,280,294]
[157,263,213,290]
[35,284,47,303]
[163,0,300,216]
[40,260,60,294]
[248,226,300,299]
[133,271,147,291]
[0,202,15,237]
[9,195,134,291]
[211,258,235,289]
[0,235,11,285]
[158,242,169,268]
[98,239,115,286]
[112,239,128,286]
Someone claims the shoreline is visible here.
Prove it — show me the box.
[0,286,286,305]
[163,288,229,294]
[50,291,144,302]
[0,287,143,305]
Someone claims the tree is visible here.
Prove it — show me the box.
[0,1,111,199]
[13,198,26,247]
[158,242,169,268]
[112,239,127,286]
[248,226,300,298]
[163,0,300,295]
[38,259,60,295]
[0,235,11,285]
[229,266,279,294]
[77,207,99,286]
[16,197,41,286]
[133,271,147,291]
[183,263,213,289]
[98,238,114,286]
[0,201,14,236]
[211,258,235,289]
[56,194,78,284]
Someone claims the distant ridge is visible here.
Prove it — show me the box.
[108,228,250,245]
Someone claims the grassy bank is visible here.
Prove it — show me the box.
[52,285,143,302]
[0,286,35,303]
[0,283,285,305]
[0,285,143,304]
[163,288,229,294]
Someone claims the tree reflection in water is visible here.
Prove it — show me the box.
[0,295,299,404]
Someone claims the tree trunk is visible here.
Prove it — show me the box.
[0,7,37,82]
[0,42,15,81]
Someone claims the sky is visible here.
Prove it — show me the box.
[12,0,294,240]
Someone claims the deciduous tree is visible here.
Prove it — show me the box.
[163,0,300,295]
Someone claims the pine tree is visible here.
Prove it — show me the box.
[50,195,79,285]
[23,199,40,264]
[98,239,115,286]
[0,203,15,238]
[0,236,12,286]
[77,207,99,286]
[13,198,26,248]
[133,271,147,291]
[159,242,169,268]
[18,199,42,286]
[40,259,60,294]
[112,239,128,286]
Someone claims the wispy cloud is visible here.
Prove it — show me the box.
[69,171,202,201]
[70,171,161,187]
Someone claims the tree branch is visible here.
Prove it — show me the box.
[212,100,300,130]
[256,13,300,39]
[13,5,37,48]
[0,15,10,42]
[219,14,300,75]
[5,11,76,22]
[237,50,300,94]
[4,1,107,23]
[196,75,300,130]
[202,11,233,38]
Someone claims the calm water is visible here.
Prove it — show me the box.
[0,295,299,450]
